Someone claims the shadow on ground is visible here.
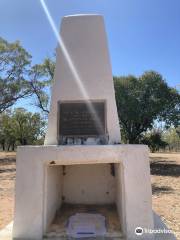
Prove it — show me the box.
[150,157,180,177]
[152,184,174,195]
[0,168,16,173]
[0,157,16,163]
[0,157,16,180]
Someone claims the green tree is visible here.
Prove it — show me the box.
[0,110,15,150]
[12,108,46,145]
[142,130,168,152]
[0,108,46,150]
[0,37,55,114]
[28,57,55,114]
[162,127,180,151]
[114,71,180,143]
[0,37,31,113]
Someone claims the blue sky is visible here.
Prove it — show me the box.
[0,0,180,111]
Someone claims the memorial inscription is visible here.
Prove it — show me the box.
[59,101,106,137]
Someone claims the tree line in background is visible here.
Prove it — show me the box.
[0,108,45,151]
[0,37,180,151]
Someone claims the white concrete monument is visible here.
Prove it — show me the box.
[13,15,154,239]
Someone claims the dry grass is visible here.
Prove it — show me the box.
[0,152,16,229]
[0,152,179,238]
[150,152,180,239]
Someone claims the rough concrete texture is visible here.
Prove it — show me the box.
[13,144,154,240]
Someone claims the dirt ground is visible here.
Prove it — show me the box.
[0,152,16,231]
[150,152,180,239]
[0,152,179,238]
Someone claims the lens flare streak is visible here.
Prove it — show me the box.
[39,0,104,135]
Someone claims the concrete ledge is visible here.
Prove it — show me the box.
[16,144,149,165]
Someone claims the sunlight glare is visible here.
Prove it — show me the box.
[39,0,105,136]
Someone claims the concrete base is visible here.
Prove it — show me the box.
[0,212,176,240]
[12,144,154,240]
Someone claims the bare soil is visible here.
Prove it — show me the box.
[150,153,180,239]
[0,152,179,238]
[0,152,16,230]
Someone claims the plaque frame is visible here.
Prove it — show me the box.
[57,100,107,142]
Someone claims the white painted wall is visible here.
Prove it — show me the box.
[63,164,115,204]
[13,145,154,240]
[13,147,44,239]
[44,165,63,232]
[121,146,154,240]
[45,14,120,145]
[115,163,126,236]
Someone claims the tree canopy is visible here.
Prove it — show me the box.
[142,130,168,152]
[0,37,54,114]
[0,37,31,113]
[28,58,55,114]
[0,108,45,151]
[114,71,180,143]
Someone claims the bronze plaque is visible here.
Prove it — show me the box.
[59,101,105,136]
